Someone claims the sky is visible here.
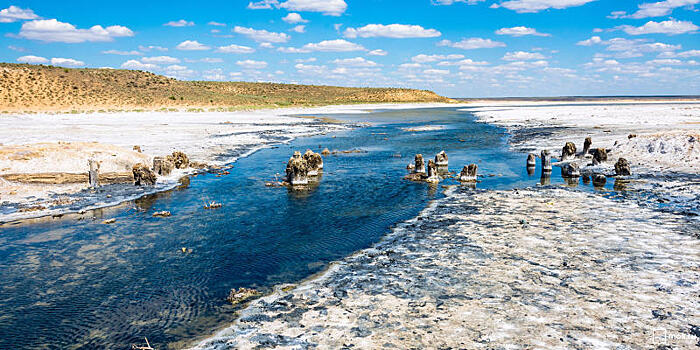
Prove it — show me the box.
[0,0,698,97]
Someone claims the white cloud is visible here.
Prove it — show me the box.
[247,0,279,9]
[139,45,168,52]
[166,64,188,71]
[18,19,133,43]
[295,57,317,62]
[576,36,603,46]
[17,55,48,64]
[399,63,422,69]
[176,40,211,51]
[344,24,441,38]
[368,49,388,56]
[432,0,485,4]
[233,26,290,43]
[491,0,596,13]
[291,25,306,33]
[616,20,699,35]
[217,44,255,53]
[279,0,347,16]
[164,19,194,27]
[302,39,365,52]
[282,13,308,24]
[141,56,180,64]
[51,58,85,67]
[237,59,268,69]
[277,46,311,53]
[423,69,450,75]
[502,51,546,61]
[332,57,378,67]
[578,37,681,58]
[186,57,224,63]
[495,26,550,37]
[610,0,699,19]
[437,58,490,66]
[121,60,159,70]
[102,50,141,55]
[661,49,700,58]
[208,21,227,26]
[647,58,685,65]
[0,5,39,23]
[437,38,506,49]
[411,54,464,63]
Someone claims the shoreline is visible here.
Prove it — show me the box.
[0,102,458,224]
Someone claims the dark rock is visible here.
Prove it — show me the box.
[628,134,637,139]
[132,163,156,186]
[592,174,607,187]
[614,158,631,176]
[227,287,261,306]
[561,163,581,178]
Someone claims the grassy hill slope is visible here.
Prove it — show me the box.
[0,63,453,113]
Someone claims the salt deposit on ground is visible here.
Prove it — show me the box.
[191,187,700,349]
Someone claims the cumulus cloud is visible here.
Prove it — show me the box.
[51,58,85,67]
[609,0,699,19]
[18,19,133,43]
[0,5,39,23]
[302,39,365,52]
[139,45,168,52]
[491,0,596,13]
[578,36,681,58]
[176,40,211,50]
[368,49,388,56]
[437,38,506,49]
[423,69,450,75]
[344,24,441,38]
[431,0,486,4]
[208,21,227,26]
[17,55,48,64]
[236,59,268,69]
[233,26,290,43]
[141,56,180,64]
[164,19,194,27]
[216,44,255,53]
[247,0,279,9]
[616,19,699,35]
[121,60,159,70]
[576,36,603,46]
[291,25,306,33]
[502,51,546,61]
[411,54,464,63]
[332,57,378,67]
[279,0,347,16]
[495,26,550,37]
[282,13,308,24]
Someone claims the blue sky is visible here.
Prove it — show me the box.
[0,0,698,97]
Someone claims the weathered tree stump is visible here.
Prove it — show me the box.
[592,174,607,187]
[434,150,448,167]
[133,163,156,186]
[167,151,190,169]
[526,153,537,167]
[583,137,592,155]
[561,162,581,178]
[133,145,142,153]
[614,158,631,176]
[88,159,100,187]
[286,151,309,186]
[153,156,174,176]
[321,148,331,156]
[414,154,425,174]
[459,164,478,182]
[561,142,577,160]
[592,148,608,165]
[426,160,440,183]
[541,150,552,172]
[303,149,324,176]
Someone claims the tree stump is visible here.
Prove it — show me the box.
[434,150,448,167]
[167,151,190,169]
[583,137,592,155]
[561,142,576,160]
[541,150,552,172]
[593,148,608,165]
[426,160,440,183]
[88,159,100,188]
[153,156,174,176]
[526,153,536,167]
[133,163,156,186]
[459,164,478,182]
[303,149,324,176]
[414,154,425,174]
[286,151,309,186]
[614,158,631,176]
[592,174,607,187]
[561,162,580,178]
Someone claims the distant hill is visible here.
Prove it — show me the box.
[0,63,453,113]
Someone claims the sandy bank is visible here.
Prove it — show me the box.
[191,187,699,349]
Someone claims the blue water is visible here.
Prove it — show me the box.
[0,107,613,349]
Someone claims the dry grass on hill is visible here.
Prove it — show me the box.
[0,63,452,113]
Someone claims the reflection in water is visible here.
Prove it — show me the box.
[564,177,579,188]
[540,172,551,186]
[582,175,591,185]
[527,166,535,176]
[614,178,629,191]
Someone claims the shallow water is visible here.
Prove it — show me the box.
[0,107,636,349]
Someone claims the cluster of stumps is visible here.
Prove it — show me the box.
[404,151,478,184]
[533,136,631,187]
[284,149,326,186]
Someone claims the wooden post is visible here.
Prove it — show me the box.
[88,159,99,188]
[541,150,552,173]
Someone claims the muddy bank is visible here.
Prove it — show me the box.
[191,187,700,349]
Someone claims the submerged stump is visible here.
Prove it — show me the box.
[561,162,581,178]
[434,150,448,167]
[526,153,537,167]
[593,148,608,165]
[414,154,425,174]
[541,150,552,172]
[286,151,309,186]
[426,160,440,183]
[561,142,577,161]
[303,149,324,176]
[583,137,592,156]
[615,158,631,176]
[459,164,478,182]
